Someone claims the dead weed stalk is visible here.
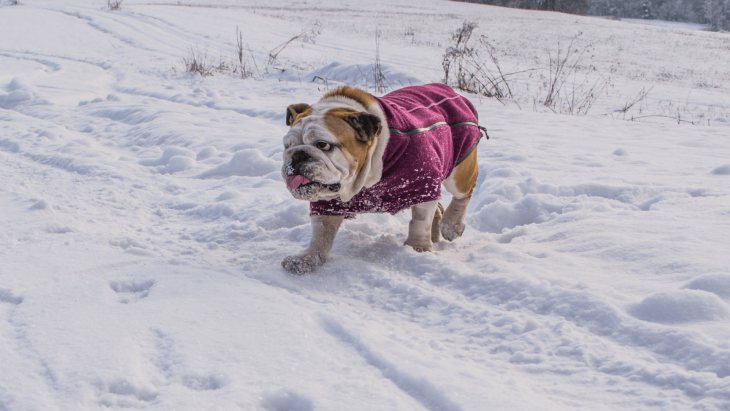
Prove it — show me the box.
[542,33,607,115]
[108,0,122,10]
[182,47,215,77]
[443,23,608,115]
[442,22,527,99]
[372,28,390,94]
[265,23,322,66]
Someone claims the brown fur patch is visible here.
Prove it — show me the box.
[324,108,374,174]
[453,147,479,196]
[321,86,376,109]
[289,107,312,127]
[286,103,312,127]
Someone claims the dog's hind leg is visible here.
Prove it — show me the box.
[441,146,479,241]
[404,200,440,253]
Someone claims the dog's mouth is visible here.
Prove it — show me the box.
[286,175,340,200]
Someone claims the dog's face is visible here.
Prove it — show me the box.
[281,102,382,202]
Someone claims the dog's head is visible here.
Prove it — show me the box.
[281,88,384,202]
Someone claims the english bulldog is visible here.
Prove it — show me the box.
[280,83,486,274]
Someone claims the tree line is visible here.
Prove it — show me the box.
[455,0,730,31]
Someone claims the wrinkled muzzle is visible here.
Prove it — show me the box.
[281,148,341,201]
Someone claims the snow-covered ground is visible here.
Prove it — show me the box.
[1,1,730,410]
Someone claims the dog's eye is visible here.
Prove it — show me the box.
[316,141,332,151]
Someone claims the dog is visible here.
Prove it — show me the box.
[280,83,486,274]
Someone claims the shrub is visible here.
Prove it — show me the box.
[542,34,607,115]
[442,23,607,115]
[182,47,215,77]
[442,22,519,99]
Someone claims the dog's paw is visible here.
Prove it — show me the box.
[411,245,434,253]
[404,239,434,253]
[440,221,465,242]
[281,253,326,274]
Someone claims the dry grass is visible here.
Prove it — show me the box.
[234,26,254,79]
[181,47,213,77]
[265,23,321,66]
[107,0,122,10]
[442,22,518,99]
[443,23,607,115]
[180,24,322,79]
[181,47,229,77]
[372,28,390,93]
[540,33,608,115]
[615,87,652,116]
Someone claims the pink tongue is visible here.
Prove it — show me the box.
[286,175,311,189]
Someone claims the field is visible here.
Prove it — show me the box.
[1,0,730,409]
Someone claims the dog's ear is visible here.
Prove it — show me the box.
[343,112,382,144]
[286,103,311,126]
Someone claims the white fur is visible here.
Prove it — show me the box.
[281,96,390,202]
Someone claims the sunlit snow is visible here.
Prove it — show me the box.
[1,0,729,410]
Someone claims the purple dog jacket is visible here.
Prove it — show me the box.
[310,83,484,219]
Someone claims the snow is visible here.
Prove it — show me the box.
[297,61,424,90]
[630,290,730,323]
[712,164,730,175]
[195,149,279,179]
[1,0,730,410]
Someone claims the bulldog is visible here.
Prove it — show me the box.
[280,83,487,274]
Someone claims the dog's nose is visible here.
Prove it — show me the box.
[290,150,313,168]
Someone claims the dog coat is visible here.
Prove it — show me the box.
[310,83,485,219]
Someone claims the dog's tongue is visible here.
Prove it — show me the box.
[286,175,311,189]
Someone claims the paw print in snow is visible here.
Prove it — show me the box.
[109,279,155,304]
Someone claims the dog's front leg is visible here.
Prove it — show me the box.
[404,200,440,253]
[282,214,344,274]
